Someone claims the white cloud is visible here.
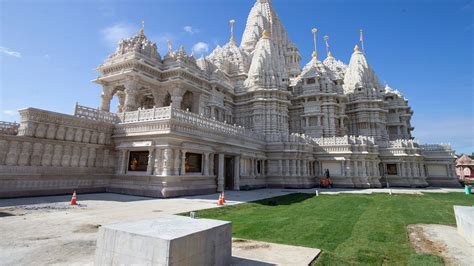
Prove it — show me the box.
[184,26,199,35]
[192,42,209,55]
[3,110,17,116]
[0,47,21,58]
[43,54,51,60]
[101,23,137,48]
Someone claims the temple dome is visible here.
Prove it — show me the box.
[343,45,381,93]
[323,53,347,80]
[207,41,250,75]
[244,33,284,89]
[108,28,160,61]
[294,56,335,84]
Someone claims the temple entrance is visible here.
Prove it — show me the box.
[224,156,234,190]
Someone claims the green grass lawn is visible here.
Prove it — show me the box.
[195,193,473,265]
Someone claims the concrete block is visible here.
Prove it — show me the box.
[94,215,232,266]
[454,205,474,245]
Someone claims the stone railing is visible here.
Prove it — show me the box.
[117,106,171,123]
[115,106,266,142]
[378,139,419,149]
[0,121,20,135]
[265,133,315,144]
[74,103,118,123]
[420,144,452,151]
[171,108,266,141]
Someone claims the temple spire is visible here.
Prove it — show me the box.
[311,28,318,59]
[229,19,235,42]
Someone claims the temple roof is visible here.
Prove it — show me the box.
[207,40,250,75]
[323,53,347,80]
[294,56,335,84]
[343,45,381,93]
[244,32,284,89]
[108,28,160,61]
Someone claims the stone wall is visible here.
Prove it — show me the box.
[0,108,115,198]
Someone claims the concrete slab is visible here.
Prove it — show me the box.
[231,238,320,266]
[454,205,474,245]
[95,215,232,266]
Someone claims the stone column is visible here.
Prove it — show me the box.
[285,160,290,176]
[217,154,225,192]
[209,153,215,176]
[146,148,154,175]
[120,150,127,174]
[278,160,282,175]
[203,152,210,176]
[154,148,162,175]
[234,156,240,190]
[180,150,186,176]
[100,85,113,112]
[173,149,180,175]
[354,160,360,176]
[124,80,139,112]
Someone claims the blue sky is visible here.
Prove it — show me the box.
[0,0,473,153]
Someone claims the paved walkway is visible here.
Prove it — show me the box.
[0,187,466,265]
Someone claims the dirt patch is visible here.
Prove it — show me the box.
[407,224,446,256]
[73,224,101,234]
[233,239,270,250]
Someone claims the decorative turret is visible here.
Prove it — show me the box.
[323,52,347,81]
[244,30,284,89]
[240,0,300,80]
[343,44,381,94]
[108,22,160,62]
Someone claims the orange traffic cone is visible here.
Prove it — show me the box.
[221,192,226,203]
[217,194,224,206]
[70,191,77,205]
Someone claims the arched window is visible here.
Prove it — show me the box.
[181,91,194,112]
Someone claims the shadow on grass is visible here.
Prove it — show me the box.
[255,193,314,206]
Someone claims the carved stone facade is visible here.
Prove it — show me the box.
[0,0,459,198]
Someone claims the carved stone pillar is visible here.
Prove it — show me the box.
[278,159,282,176]
[100,85,114,112]
[354,160,359,177]
[234,156,240,190]
[162,148,173,176]
[209,153,215,176]
[124,80,139,112]
[180,150,186,176]
[203,152,210,176]
[154,148,162,175]
[147,148,155,175]
[217,154,224,192]
[173,149,180,175]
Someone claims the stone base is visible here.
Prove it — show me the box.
[0,172,111,198]
[454,205,474,245]
[426,176,461,187]
[94,215,232,266]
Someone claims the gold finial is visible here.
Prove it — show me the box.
[139,20,145,35]
[311,28,318,60]
[354,44,360,52]
[229,19,235,42]
[262,30,270,37]
[327,51,333,58]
